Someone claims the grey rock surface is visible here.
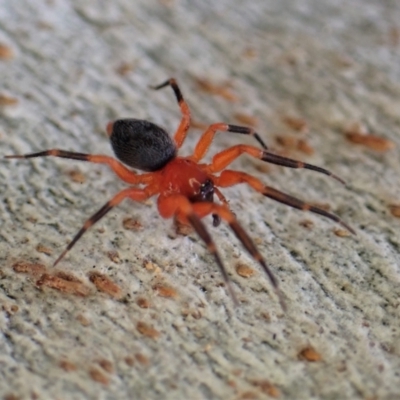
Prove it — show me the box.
[0,0,400,399]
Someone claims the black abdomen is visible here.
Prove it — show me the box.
[109,119,177,172]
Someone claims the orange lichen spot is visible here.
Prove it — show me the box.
[193,309,205,319]
[37,21,54,30]
[0,93,18,106]
[153,283,178,298]
[227,379,236,388]
[278,51,301,66]
[122,217,143,231]
[344,124,395,152]
[115,61,135,76]
[88,367,110,385]
[12,261,46,275]
[275,135,315,156]
[4,394,20,400]
[275,135,298,149]
[67,169,86,183]
[88,271,122,298]
[136,297,151,308]
[55,271,81,282]
[388,26,400,47]
[97,359,114,373]
[143,259,158,272]
[389,204,400,218]
[194,77,238,102]
[249,379,280,398]
[235,263,255,278]
[298,346,322,362]
[181,307,203,320]
[299,219,314,229]
[0,43,14,60]
[233,112,259,127]
[346,132,395,152]
[10,305,19,313]
[76,313,91,326]
[253,237,263,246]
[2,304,19,316]
[282,116,309,133]
[242,47,257,59]
[239,391,258,400]
[135,353,150,365]
[260,312,271,322]
[253,162,270,174]
[203,343,213,352]
[36,244,53,255]
[136,321,160,339]
[335,55,355,69]
[36,273,90,297]
[297,139,314,155]
[107,250,121,263]
[334,228,351,237]
[59,359,77,372]
[124,356,135,367]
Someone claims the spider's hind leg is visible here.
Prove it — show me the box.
[158,194,239,306]
[159,194,286,310]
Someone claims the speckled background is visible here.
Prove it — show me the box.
[0,1,400,399]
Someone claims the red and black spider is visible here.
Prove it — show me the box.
[6,78,354,309]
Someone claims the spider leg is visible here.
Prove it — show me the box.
[212,187,226,227]
[157,194,239,305]
[158,194,285,309]
[150,78,190,149]
[213,170,355,234]
[190,201,286,310]
[190,123,268,163]
[205,144,345,184]
[5,150,154,185]
[53,186,156,267]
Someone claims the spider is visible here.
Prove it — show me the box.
[6,78,354,309]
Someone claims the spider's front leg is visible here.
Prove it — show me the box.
[150,78,191,149]
[5,150,153,185]
[205,144,346,184]
[158,193,239,305]
[213,169,355,234]
[51,185,157,267]
[190,123,268,163]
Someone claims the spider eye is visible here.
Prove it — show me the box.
[199,179,214,201]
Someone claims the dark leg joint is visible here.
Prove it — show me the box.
[150,78,183,103]
[261,151,345,185]
[227,124,268,149]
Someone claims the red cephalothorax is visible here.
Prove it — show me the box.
[6,78,355,309]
